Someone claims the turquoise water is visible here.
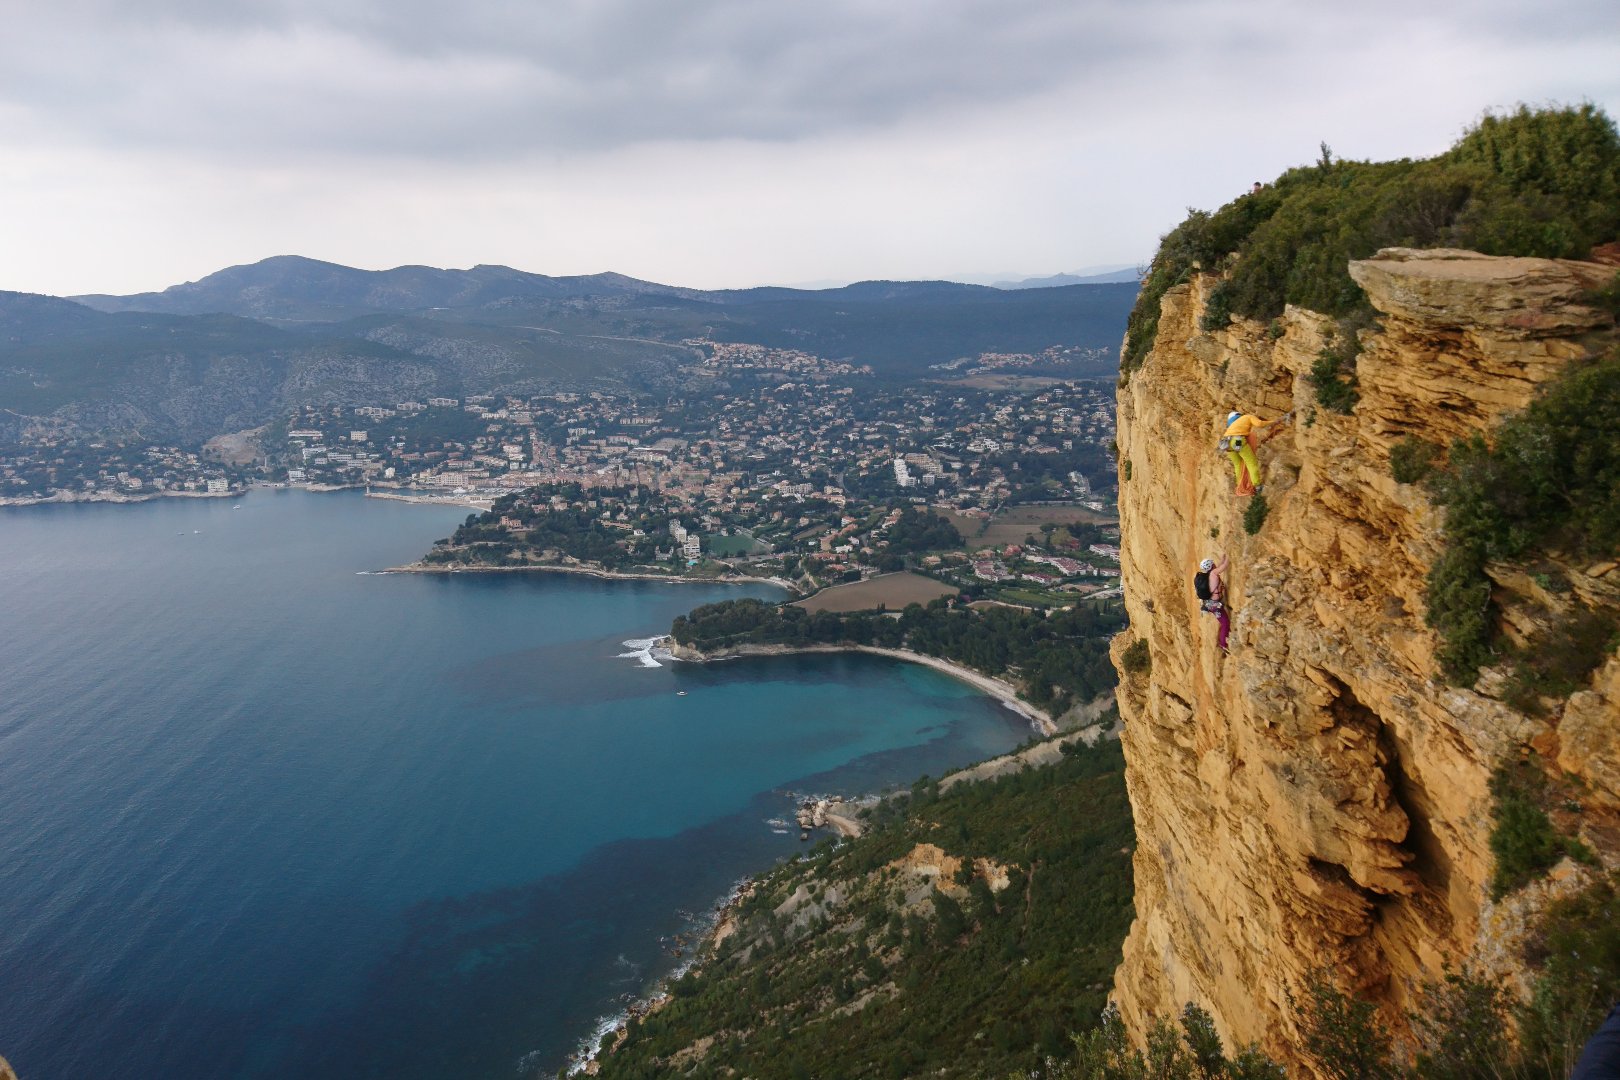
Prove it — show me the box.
[0,490,1029,1078]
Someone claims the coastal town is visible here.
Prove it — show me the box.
[356,344,1122,602]
[0,436,252,503]
[0,342,1114,505]
[268,342,1117,513]
[0,342,1121,604]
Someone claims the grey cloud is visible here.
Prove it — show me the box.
[2,0,1615,163]
[0,0,1241,159]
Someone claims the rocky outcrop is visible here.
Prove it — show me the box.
[1110,249,1619,1060]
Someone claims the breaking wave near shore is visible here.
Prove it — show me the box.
[559,876,754,1076]
[615,637,671,668]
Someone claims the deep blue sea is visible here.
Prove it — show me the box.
[0,490,1030,1079]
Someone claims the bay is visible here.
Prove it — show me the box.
[0,490,1030,1078]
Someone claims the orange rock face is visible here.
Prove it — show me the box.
[1109,249,1619,1062]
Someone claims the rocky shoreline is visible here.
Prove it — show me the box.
[795,794,876,839]
[382,560,799,593]
[568,878,761,1076]
[570,722,1114,1075]
[362,489,493,511]
[0,482,475,509]
[0,487,243,507]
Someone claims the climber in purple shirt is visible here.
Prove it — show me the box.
[1193,554,1230,653]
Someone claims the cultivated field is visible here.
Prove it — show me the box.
[794,572,958,613]
[965,501,1121,544]
[941,503,1118,550]
[937,508,988,544]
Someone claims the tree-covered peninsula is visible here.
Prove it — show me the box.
[671,596,1124,715]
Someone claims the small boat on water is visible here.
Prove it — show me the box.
[676,691,688,697]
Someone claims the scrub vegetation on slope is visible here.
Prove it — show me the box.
[594,739,1134,1080]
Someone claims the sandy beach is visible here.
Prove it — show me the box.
[663,639,1055,736]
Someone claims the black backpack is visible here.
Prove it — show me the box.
[1193,571,1212,602]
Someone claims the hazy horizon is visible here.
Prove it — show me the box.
[45,256,1143,300]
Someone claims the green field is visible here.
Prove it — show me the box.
[704,530,766,557]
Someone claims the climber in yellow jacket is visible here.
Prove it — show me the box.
[1221,410,1289,494]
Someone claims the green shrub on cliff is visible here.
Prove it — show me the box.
[1290,971,1399,1080]
[1242,492,1269,536]
[1584,271,1620,323]
[1120,637,1150,676]
[1390,436,1442,485]
[1122,104,1620,371]
[1518,871,1620,1075]
[1424,349,1620,684]
[1123,196,1281,369]
[1488,760,1596,899]
[1200,280,1237,332]
[1503,605,1620,715]
[1043,951,1617,1080]
[1065,1003,1285,1080]
[1448,103,1620,258]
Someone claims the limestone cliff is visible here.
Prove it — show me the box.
[1109,249,1620,1058]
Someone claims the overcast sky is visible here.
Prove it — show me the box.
[3,0,1617,296]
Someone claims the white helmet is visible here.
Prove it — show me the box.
[1199,558,1215,572]
[1226,411,1241,426]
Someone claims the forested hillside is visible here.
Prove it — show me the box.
[593,739,1135,1080]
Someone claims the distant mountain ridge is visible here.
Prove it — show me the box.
[3,256,1137,445]
[992,267,1141,289]
[71,255,712,322]
[72,256,1007,323]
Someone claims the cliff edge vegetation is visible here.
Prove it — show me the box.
[1123,103,1620,374]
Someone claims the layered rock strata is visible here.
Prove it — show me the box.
[1110,249,1619,1058]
